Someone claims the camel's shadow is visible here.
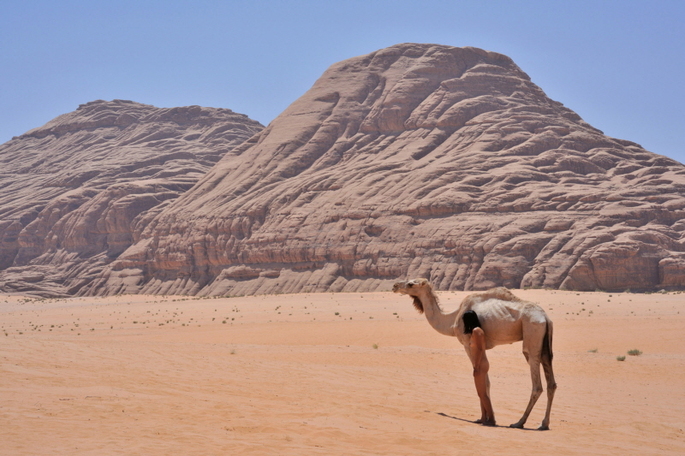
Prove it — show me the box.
[431,411,542,431]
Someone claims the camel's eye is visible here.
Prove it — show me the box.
[407,282,414,288]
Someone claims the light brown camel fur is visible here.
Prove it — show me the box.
[393,278,557,430]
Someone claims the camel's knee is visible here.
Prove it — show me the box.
[546,383,557,400]
[475,384,491,401]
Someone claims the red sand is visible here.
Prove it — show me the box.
[2,289,684,455]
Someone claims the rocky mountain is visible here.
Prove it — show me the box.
[0,100,263,296]
[77,43,685,296]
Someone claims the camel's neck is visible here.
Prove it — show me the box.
[418,290,459,337]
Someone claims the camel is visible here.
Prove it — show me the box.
[392,278,557,430]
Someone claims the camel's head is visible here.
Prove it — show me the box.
[392,278,431,314]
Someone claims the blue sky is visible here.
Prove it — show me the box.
[1,0,684,163]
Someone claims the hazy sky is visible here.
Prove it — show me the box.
[2,1,684,163]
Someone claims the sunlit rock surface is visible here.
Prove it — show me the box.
[86,44,685,295]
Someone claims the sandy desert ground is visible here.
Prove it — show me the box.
[1,287,684,455]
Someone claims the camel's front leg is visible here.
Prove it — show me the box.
[463,343,490,424]
[474,370,496,426]
[510,356,543,429]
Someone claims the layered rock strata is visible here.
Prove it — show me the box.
[85,43,685,295]
[0,100,263,296]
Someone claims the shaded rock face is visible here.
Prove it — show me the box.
[0,100,264,296]
[82,43,685,296]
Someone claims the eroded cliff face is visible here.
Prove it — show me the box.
[0,100,263,296]
[83,44,685,296]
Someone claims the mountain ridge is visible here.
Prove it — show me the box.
[0,99,263,296]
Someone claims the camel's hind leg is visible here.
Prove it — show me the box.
[509,354,543,429]
[539,322,557,430]
[511,320,556,430]
[539,357,556,430]
[510,320,547,429]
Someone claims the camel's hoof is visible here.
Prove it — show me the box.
[481,420,497,427]
[509,422,524,429]
[537,424,550,431]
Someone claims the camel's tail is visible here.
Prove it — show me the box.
[542,319,553,362]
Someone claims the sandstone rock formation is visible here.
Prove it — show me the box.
[81,43,685,296]
[0,100,263,296]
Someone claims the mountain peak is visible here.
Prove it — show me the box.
[85,44,685,295]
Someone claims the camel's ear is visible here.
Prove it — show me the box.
[412,296,424,314]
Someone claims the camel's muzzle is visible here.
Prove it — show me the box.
[393,281,412,294]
